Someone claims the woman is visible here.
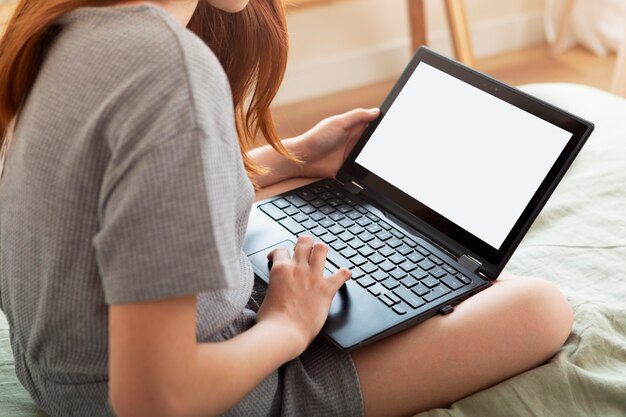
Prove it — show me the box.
[0,0,573,416]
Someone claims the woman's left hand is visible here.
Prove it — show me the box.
[292,108,380,178]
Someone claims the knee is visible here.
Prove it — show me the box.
[511,276,574,357]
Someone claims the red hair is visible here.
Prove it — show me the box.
[0,0,294,181]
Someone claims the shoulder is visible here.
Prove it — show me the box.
[47,5,236,149]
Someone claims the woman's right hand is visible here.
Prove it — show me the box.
[256,235,352,356]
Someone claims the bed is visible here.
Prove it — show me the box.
[1,83,625,416]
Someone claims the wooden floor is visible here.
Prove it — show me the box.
[271,44,617,139]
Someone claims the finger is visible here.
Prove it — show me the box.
[267,247,291,266]
[335,108,380,130]
[293,235,314,265]
[308,242,329,275]
[327,268,352,291]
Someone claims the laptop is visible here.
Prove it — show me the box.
[243,47,594,351]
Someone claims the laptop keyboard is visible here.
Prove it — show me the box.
[259,181,473,316]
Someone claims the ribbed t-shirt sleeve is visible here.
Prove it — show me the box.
[93,128,241,304]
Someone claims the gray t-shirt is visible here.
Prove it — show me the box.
[0,4,362,417]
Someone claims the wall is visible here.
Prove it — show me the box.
[276,0,546,105]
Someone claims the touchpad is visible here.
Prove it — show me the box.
[249,240,333,285]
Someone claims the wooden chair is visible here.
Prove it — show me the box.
[286,0,475,66]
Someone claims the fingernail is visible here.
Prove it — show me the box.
[370,108,379,114]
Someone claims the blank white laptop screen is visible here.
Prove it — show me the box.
[355,63,572,249]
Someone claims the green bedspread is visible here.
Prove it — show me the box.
[1,83,625,416]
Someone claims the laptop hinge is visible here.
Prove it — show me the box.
[344,180,364,195]
[458,254,482,273]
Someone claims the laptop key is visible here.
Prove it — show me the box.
[356,276,376,288]
[394,287,426,309]
[430,267,446,279]
[340,247,358,259]
[359,232,375,243]
[348,239,365,250]
[457,274,472,285]
[358,246,375,257]
[319,218,334,228]
[441,275,464,290]
[422,276,440,288]
[338,232,354,242]
[379,260,396,273]
[272,198,290,209]
[311,227,327,237]
[330,240,347,251]
[302,220,317,230]
[389,254,405,265]
[371,270,388,282]
[391,229,405,239]
[392,304,408,315]
[368,283,385,296]
[310,199,325,208]
[366,213,379,222]
[379,246,395,257]
[366,224,382,234]
[320,206,335,215]
[338,219,354,228]
[329,212,345,222]
[416,246,431,256]
[328,225,344,235]
[350,267,365,280]
[412,283,430,297]
[403,237,418,248]
[355,206,369,214]
[298,190,315,201]
[387,238,403,248]
[368,239,385,250]
[300,205,316,215]
[378,231,393,241]
[321,234,337,244]
[418,259,436,271]
[360,262,377,274]
[386,292,402,304]
[356,217,371,227]
[319,192,333,201]
[326,249,351,270]
[368,253,385,265]
[285,195,307,208]
[347,211,362,220]
[397,245,413,256]
[379,294,396,307]
[309,212,325,221]
[260,204,287,221]
[399,261,416,272]
[423,285,451,302]
[292,213,308,223]
[379,221,392,230]
[337,205,352,214]
[310,186,324,194]
[400,276,419,288]
[410,270,429,281]
[283,206,299,216]
[390,269,407,280]
[381,278,400,290]
[442,264,458,275]
[348,225,364,235]
[278,218,305,235]
[351,255,367,267]
[407,253,424,263]
[429,255,444,265]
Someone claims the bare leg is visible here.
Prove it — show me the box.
[351,273,573,417]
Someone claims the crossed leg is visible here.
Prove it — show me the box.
[351,273,573,417]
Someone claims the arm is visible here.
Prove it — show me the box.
[248,108,380,188]
[109,237,351,417]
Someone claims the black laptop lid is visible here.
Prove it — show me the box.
[337,47,594,279]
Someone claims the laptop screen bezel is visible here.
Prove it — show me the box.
[337,47,593,278]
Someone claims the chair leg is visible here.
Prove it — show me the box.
[407,0,427,53]
[444,0,475,66]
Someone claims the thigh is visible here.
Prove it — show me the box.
[350,273,573,417]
